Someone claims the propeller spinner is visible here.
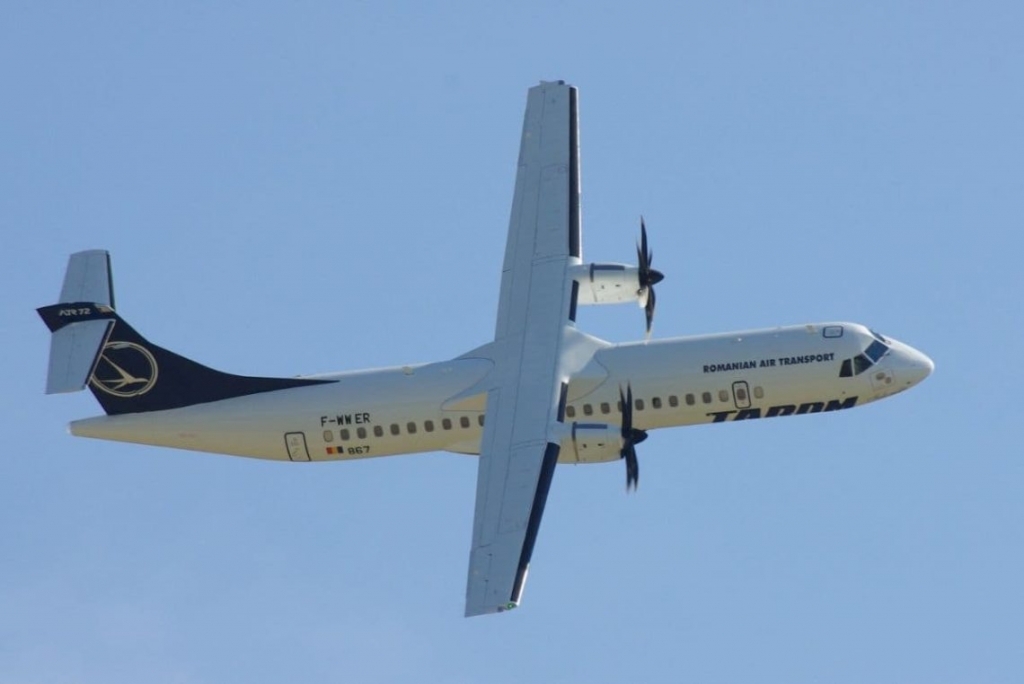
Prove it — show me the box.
[637,217,664,336]
[619,384,648,491]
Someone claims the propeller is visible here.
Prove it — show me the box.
[619,384,648,491]
[637,217,664,336]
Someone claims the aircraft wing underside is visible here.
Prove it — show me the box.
[464,81,582,617]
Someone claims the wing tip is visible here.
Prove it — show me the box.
[464,600,520,618]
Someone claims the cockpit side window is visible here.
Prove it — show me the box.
[853,354,873,375]
[870,329,889,344]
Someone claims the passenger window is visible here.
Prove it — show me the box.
[407,422,417,434]
[686,394,696,406]
[390,423,400,436]
[424,420,434,432]
[600,402,610,414]
[583,404,593,416]
[373,425,383,437]
[442,418,452,430]
[753,386,764,399]
[669,395,678,408]
[718,390,729,402]
[323,430,333,442]
[460,416,470,429]
[566,406,576,418]
[635,399,644,411]
[478,415,485,426]
[652,397,662,409]
[702,392,712,404]
[340,429,350,441]
[735,388,747,402]
[356,427,367,439]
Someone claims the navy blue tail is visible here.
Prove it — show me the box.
[38,303,329,416]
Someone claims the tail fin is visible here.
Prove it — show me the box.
[38,251,115,395]
[38,250,328,415]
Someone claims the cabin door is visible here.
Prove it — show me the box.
[284,432,310,462]
[732,381,752,409]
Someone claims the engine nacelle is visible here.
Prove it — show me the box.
[571,263,642,306]
[563,422,623,464]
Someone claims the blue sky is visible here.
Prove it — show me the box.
[2,2,1022,682]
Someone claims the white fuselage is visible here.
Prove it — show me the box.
[70,322,933,463]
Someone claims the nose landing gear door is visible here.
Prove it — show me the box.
[284,432,310,462]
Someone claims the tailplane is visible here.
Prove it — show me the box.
[38,250,328,415]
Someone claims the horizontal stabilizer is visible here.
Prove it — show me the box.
[45,319,113,394]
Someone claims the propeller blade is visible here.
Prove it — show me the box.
[645,284,656,336]
[618,386,628,433]
[619,383,645,491]
[624,444,639,491]
[636,217,664,336]
[640,217,650,271]
[626,384,633,431]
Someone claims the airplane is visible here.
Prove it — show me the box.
[37,81,933,617]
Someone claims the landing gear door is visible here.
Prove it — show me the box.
[284,432,310,462]
[732,381,751,409]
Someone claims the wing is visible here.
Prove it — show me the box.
[465,81,582,617]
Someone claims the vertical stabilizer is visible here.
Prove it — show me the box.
[38,250,332,414]
[39,250,117,394]
[59,249,114,308]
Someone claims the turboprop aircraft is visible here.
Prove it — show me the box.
[38,81,933,617]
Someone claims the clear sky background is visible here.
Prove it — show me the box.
[2,2,1022,682]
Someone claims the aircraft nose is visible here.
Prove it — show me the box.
[893,341,934,386]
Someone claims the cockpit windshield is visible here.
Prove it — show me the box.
[839,332,891,378]
[865,340,888,363]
